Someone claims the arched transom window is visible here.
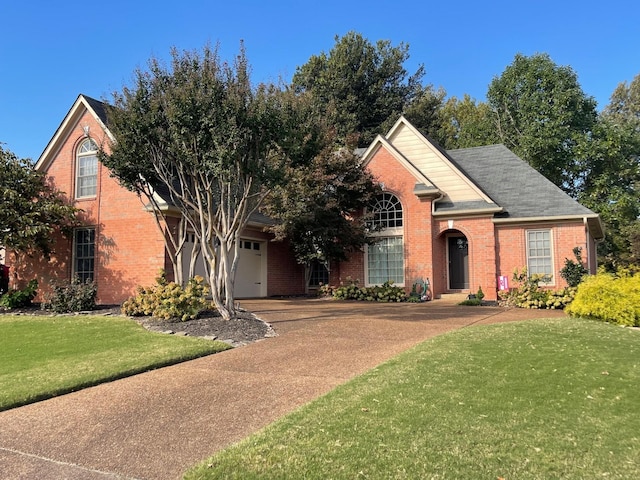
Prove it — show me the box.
[367,193,404,286]
[371,192,403,229]
[76,139,98,198]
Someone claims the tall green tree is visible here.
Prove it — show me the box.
[292,31,428,146]
[575,118,640,266]
[487,53,598,191]
[603,72,640,130]
[264,127,381,290]
[0,145,79,259]
[429,94,497,149]
[102,44,289,320]
[577,72,640,267]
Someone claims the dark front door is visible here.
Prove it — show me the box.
[448,236,469,290]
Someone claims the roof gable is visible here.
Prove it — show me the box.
[361,134,435,187]
[383,117,495,205]
[35,94,112,171]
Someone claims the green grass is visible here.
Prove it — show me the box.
[186,318,640,480]
[0,314,230,411]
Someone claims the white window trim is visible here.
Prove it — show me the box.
[365,234,405,287]
[526,229,555,286]
[365,192,405,287]
[76,139,98,199]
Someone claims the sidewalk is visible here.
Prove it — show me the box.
[0,298,565,479]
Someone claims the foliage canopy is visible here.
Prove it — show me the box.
[487,53,598,191]
[292,31,434,146]
[0,145,79,259]
[102,44,290,319]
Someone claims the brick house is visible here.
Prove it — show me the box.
[14,95,603,304]
[16,95,306,304]
[331,116,604,301]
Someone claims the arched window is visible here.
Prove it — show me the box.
[371,192,403,229]
[366,193,404,285]
[76,139,98,198]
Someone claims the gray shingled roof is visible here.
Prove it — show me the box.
[446,144,597,219]
[82,94,108,125]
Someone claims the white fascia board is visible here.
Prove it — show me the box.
[388,116,496,205]
[35,95,114,171]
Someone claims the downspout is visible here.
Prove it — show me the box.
[432,191,445,297]
[431,191,445,215]
[585,216,604,273]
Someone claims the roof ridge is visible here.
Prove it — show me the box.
[446,144,505,153]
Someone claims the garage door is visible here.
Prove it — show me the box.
[181,236,265,298]
[234,239,264,298]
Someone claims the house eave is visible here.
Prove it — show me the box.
[36,94,113,171]
[494,214,592,224]
[413,183,442,199]
[493,214,605,240]
[143,203,182,216]
[432,206,503,217]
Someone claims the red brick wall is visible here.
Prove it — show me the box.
[433,217,497,300]
[332,250,365,285]
[496,221,590,290]
[13,109,168,304]
[334,144,593,302]
[338,146,437,293]
[266,237,306,296]
[14,107,311,304]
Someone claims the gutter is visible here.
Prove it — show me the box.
[432,206,503,217]
[493,214,598,224]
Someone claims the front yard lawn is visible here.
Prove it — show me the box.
[186,318,640,479]
[0,314,230,411]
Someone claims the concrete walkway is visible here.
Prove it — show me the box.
[0,297,565,479]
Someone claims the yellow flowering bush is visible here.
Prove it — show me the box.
[566,269,640,326]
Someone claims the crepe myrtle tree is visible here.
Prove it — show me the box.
[0,144,79,262]
[101,44,293,320]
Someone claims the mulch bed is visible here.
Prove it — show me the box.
[1,304,276,347]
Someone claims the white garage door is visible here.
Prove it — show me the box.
[234,239,264,298]
[181,235,265,298]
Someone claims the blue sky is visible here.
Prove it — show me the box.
[1,0,638,161]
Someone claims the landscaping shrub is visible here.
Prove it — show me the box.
[499,267,575,309]
[566,268,640,326]
[322,278,408,302]
[42,277,97,313]
[459,297,482,306]
[0,279,38,309]
[122,274,213,321]
[560,246,589,287]
[459,286,486,306]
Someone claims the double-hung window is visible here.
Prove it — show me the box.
[74,228,95,283]
[76,139,98,198]
[309,261,330,287]
[526,229,554,283]
[366,193,404,286]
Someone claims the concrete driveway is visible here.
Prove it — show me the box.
[0,297,565,479]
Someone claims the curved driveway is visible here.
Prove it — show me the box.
[0,298,565,479]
